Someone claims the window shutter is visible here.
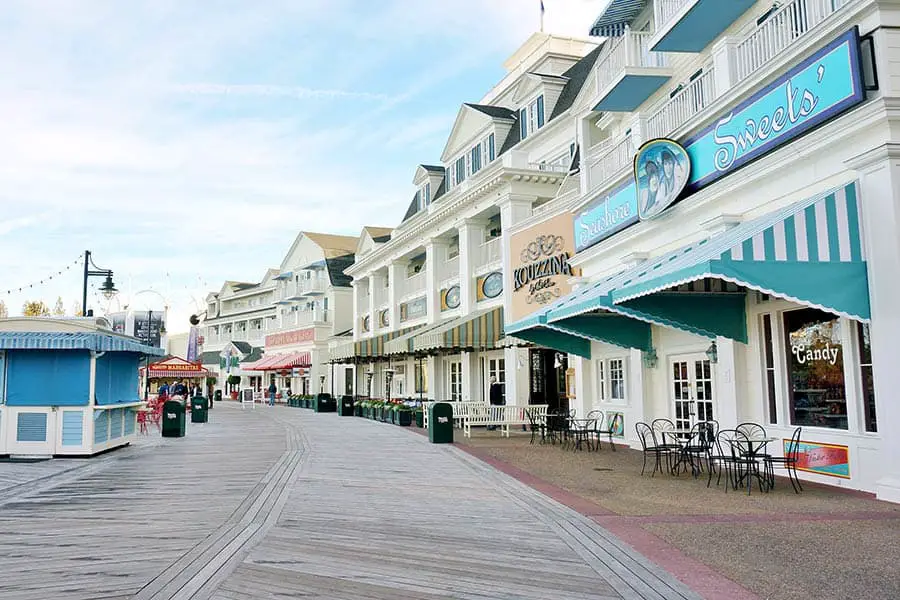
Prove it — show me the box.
[537,95,545,128]
[489,133,495,161]
[519,108,528,139]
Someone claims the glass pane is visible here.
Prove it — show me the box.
[861,365,876,432]
[857,322,872,365]
[784,308,848,430]
[763,314,774,367]
[766,370,777,424]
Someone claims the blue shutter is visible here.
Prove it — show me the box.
[110,408,123,439]
[124,410,136,436]
[94,410,109,444]
[61,410,84,446]
[424,182,431,204]
[519,108,528,139]
[16,412,47,442]
[537,95,545,128]
[489,134,495,161]
[456,156,466,182]
[414,189,421,211]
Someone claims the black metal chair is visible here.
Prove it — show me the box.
[765,426,803,493]
[722,429,768,495]
[525,408,545,445]
[590,410,617,452]
[635,422,673,477]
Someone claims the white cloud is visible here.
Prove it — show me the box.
[0,0,607,330]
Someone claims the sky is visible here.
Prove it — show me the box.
[0,0,606,332]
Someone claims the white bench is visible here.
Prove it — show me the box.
[422,401,485,429]
[463,404,549,438]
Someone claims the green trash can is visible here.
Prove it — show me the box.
[190,396,209,423]
[162,400,186,437]
[314,393,336,413]
[339,395,354,416]
[428,402,454,444]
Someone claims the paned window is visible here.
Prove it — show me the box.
[858,322,876,432]
[762,314,778,424]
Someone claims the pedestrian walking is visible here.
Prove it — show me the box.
[267,381,277,406]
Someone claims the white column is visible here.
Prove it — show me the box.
[367,274,378,333]
[713,337,740,428]
[847,143,900,503]
[425,355,441,401]
[572,356,591,417]
[503,345,530,406]
[461,351,480,402]
[626,348,645,448]
[711,36,737,98]
[351,281,364,340]
[425,240,449,325]
[628,113,648,148]
[500,196,535,320]
[388,260,406,331]
[577,114,593,193]
[458,219,486,315]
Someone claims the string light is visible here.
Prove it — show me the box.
[4,256,84,295]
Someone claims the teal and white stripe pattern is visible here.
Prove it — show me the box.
[0,332,164,355]
[723,183,862,264]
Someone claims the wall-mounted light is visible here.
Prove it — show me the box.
[642,348,658,369]
[705,340,718,364]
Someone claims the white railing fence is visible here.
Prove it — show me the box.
[597,30,667,94]
[654,0,692,31]
[404,271,427,298]
[479,238,502,268]
[647,67,717,139]
[735,0,853,81]
[588,135,634,192]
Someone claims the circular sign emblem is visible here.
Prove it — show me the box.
[445,285,461,309]
[379,310,389,327]
[362,315,370,332]
[634,138,691,221]
[482,272,503,298]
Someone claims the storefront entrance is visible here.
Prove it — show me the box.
[529,348,567,412]
[669,353,715,431]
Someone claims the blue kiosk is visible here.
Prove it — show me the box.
[0,317,165,458]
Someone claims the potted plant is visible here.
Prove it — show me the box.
[397,405,413,426]
[228,375,241,400]
[413,407,424,428]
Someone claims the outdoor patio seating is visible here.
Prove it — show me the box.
[635,421,675,477]
[764,426,804,493]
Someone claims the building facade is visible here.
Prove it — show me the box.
[337,34,602,409]
[506,0,900,500]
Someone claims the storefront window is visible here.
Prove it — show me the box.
[784,308,847,430]
[762,314,777,424]
[858,323,876,432]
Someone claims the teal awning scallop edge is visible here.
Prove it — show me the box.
[0,332,165,355]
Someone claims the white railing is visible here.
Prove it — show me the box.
[232,329,247,341]
[298,278,327,295]
[279,282,299,301]
[735,0,853,81]
[403,271,427,298]
[646,68,717,139]
[281,312,299,328]
[440,256,460,286]
[596,30,667,95]
[527,161,569,173]
[373,286,389,307]
[654,0,692,33]
[587,135,634,192]
[297,309,329,326]
[478,238,502,269]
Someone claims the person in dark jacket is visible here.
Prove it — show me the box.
[488,376,504,430]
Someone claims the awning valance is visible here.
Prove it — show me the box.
[384,323,439,356]
[0,331,165,356]
[264,352,311,371]
[355,327,418,359]
[241,354,279,371]
[413,306,504,352]
[589,0,648,37]
[329,338,356,361]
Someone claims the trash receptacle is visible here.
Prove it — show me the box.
[339,395,354,416]
[428,402,454,443]
[190,396,209,423]
[162,400,186,437]
[214,389,222,403]
[314,393,336,413]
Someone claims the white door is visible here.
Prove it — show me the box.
[446,360,462,402]
[669,354,715,431]
[484,357,506,403]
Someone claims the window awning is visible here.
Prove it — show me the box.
[0,331,165,356]
[265,352,311,370]
[383,323,437,356]
[355,327,419,359]
[508,182,868,354]
[589,0,648,37]
[609,182,869,321]
[412,306,504,353]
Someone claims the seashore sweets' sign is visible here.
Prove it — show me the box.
[788,440,850,478]
[574,27,865,253]
[266,327,314,348]
[510,213,581,321]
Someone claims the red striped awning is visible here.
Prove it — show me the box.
[244,352,311,371]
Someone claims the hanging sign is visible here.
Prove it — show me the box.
[634,138,691,220]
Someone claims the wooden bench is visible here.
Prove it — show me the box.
[463,404,548,438]
[422,401,485,429]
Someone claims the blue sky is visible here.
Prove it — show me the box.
[0,0,605,330]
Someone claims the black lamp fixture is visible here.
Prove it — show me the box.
[705,340,718,364]
[82,250,117,315]
[643,348,658,369]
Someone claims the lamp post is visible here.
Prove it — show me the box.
[82,250,117,316]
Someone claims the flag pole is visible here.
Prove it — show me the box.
[540,1,545,33]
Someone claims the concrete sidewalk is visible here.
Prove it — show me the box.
[0,404,703,600]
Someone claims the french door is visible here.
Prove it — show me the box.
[446,360,462,402]
[670,354,715,431]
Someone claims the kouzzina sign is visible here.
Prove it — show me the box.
[509,212,580,321]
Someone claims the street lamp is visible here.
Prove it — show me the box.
[82,250,117,316]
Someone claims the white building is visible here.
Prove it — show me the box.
[337,33,601,408]
[506,0,900,500]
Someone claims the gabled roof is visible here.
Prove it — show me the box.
[463,103,517,120]
[301,232,358,258]
[363,226,393,243]
[420,165,444,173]
[325,254,355,288]
[550,44,605,120]
[401,171,448,224]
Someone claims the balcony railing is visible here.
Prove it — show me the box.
[478,238,502,270]
[596,30,667,95]
[298,278,327,295]
[735,0,853,81]
[248,329,263,341]
[403,271,427,298]
[439,256,460,288]
[297,309,329,326]
[527,161,570,173]
[373,286,389,308]
[654,0,692,30]
[646,68,717,139]
[278,282,299,301]
[587,135,634,193]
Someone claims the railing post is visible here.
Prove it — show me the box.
[711,35,738,95]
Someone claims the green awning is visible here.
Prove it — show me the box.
[355,327,418,359]
[610,182,869,321]
[383,323,435,356]
[413,306,504,352]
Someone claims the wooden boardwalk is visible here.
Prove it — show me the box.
[0,404,701,600]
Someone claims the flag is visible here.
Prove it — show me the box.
[540,0,545,11]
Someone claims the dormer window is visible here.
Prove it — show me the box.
[519,94,545,140]
[416,181,432,211]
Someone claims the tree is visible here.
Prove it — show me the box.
[0,301,7,319]
[53,296,65,316]
[23,301,50,317]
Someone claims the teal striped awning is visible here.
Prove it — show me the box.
[589,0,648,37]
[507,182,869,356]
[0,332,166,355]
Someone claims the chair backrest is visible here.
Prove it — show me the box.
[704,419,720,441]
[736,422,766,440]
[586,409,601,420]
[652,418,675,434]
[786,426,803,457]
[635,422,655,450]
[717,429,749,457]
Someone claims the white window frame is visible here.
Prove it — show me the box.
[594,356,627,405]
[447,360,463,402]
[0,350,6,404]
